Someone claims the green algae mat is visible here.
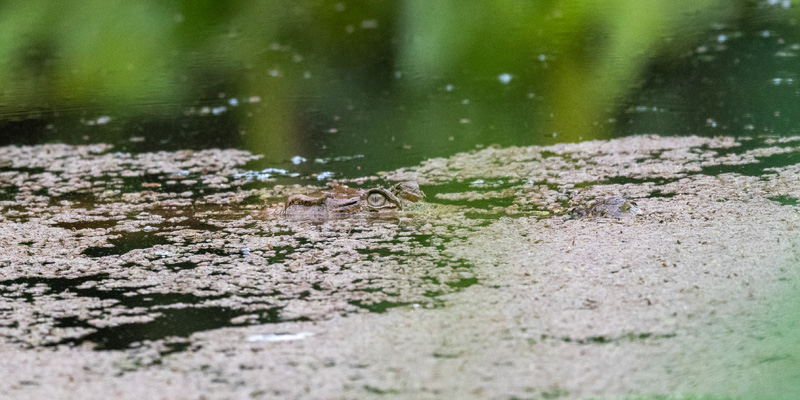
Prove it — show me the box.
[0,135,799,399]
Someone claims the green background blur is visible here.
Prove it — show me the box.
[0,1,798,173]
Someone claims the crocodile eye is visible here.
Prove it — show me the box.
[367,192,386,207]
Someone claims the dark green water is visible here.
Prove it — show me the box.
[0,2,799,178]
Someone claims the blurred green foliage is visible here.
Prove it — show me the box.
[0,1,178,109]
[397,0,744,139]
[0,1,795,157]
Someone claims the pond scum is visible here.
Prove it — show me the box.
[0,134,799,399]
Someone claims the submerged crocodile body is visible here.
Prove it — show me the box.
[570,197,643,218]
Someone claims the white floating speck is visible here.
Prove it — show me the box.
[291,155,307,165]
[317,171,334,180]
[247,332,314,342]
[228,98,239,106]
[233,168,298,180]
[498,73,512,84]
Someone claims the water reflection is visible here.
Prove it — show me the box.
[0,2,798,176]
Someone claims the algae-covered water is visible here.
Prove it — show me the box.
[1,134,799,399]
